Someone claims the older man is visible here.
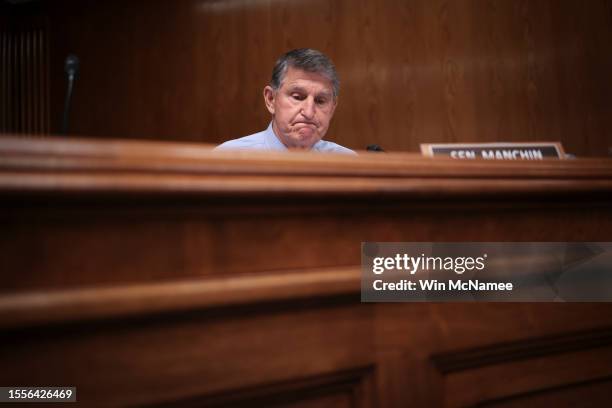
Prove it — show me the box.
[216,48,355,154]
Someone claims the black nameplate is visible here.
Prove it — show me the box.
[420,142,565,160]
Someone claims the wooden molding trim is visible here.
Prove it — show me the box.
[156,365,376,408]
[0,266,361,330]
[431,326,612,374]
[1,135,612,198]
[3,172,612,197]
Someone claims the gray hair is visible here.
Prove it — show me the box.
[270,48,340,98]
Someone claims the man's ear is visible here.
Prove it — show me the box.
[263,86,275,115]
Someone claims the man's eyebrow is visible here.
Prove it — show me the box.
[285,86,333,99]
[287,85,307,93]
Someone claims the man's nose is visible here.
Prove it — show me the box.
[301,97,316,119]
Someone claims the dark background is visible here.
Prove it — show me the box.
[2,0,612,155]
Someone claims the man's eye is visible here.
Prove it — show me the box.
[292,94,305,100]
[315,98,328,105]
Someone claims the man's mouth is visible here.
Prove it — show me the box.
[294,121,316,127]
[293,123,317,139]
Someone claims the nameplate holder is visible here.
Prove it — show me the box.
[420,142,566,160]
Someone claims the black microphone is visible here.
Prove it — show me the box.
[62,54,80,135]
[366,144,385,152]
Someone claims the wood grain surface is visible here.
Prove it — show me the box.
[2,137,612,406]
[10,0,607,156]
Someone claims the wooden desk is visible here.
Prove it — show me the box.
[1,136,612,407]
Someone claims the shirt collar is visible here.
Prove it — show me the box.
[264,122,289,151]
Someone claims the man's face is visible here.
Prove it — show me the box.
[264,67,337,150]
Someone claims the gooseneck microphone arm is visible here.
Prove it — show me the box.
[62,55,80,135]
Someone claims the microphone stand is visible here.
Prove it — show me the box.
[62,73,76,135]
[62,55,79,135]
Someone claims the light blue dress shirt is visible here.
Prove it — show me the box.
[215,123,356,155]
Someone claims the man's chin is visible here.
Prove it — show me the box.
[293,132,321,149]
